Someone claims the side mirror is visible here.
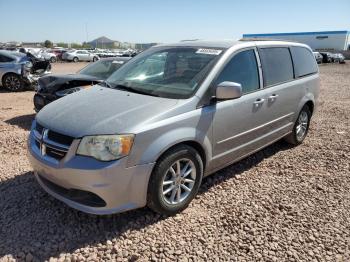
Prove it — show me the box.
[215,81,242,100]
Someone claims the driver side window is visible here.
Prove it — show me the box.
[215,49,260,94]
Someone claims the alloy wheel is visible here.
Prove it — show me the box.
[162,158,196,205]
[5,76,21,91]
[296,110,308,141]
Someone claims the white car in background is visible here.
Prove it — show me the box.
[312,52,323,64]
[62,50,99,62]
[20,48,57,63]
[37,50,57,63]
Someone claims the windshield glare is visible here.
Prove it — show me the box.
[106,47,224,99]
[79,59,125,79]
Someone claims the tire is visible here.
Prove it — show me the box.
[2,73,24,92]
[73,57,79,63]
[92,56,98,62]
[50,57,57,63]
[284,105,311,145]
[147,145,203,215]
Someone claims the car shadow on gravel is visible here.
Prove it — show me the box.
[0,88,34,93]
[199,139,293,194]
[0,140,292,261]
[5,113,35,130]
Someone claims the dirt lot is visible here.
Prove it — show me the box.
[0,63,349,262]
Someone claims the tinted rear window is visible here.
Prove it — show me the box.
[290,47,318,77]
[259,47,294,87]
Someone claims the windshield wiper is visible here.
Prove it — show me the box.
[97,81,113,88]
[114,84,160,97]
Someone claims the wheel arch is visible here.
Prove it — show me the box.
[305,100,314,115]
[157,140,207,171]
[128,127,212,173]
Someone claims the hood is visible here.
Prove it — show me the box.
[38,74,100,92]
[36,85,179,137]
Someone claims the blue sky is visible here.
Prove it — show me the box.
[0,0,349,43]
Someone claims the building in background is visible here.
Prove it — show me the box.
[243,30,350,51]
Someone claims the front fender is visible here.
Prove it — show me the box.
[127,107,214,170]
[142,128,211,167]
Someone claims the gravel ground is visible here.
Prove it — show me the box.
[0,63,349,262]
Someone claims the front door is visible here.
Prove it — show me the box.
[210,48,271,170]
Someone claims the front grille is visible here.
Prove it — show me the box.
[46,146,66,159]
[35,122,44,134]
[34,122,75,161]
[39,175,106,207]
[48,130,74,146]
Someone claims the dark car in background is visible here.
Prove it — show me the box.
[320,52,333,63]
[33,57,131,111]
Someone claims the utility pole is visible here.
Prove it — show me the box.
[85,23,89,45]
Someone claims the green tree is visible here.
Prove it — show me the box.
[56,42,68,48]
[44,40,53,48]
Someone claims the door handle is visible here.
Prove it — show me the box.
[253,98,265,106]
[268,94,279,101]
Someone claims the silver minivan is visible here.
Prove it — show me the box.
[28,40,319,215]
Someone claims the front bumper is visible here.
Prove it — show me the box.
[27,127,155,215]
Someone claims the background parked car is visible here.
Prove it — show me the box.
[320,52,333,63]
[50,49,68,61]
[38,50,57,63]
[19,48,52,75]
[333,53,346,64]
[33,57,131,111]
[62,50,99,62]
[0,50,34,91]
[312,51,323,64]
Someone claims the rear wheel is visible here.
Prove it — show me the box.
[92,56,98,62]
[284,105,311,145]
[73,57,79,63]
[3,74,24,92]
[147,145,203,215]
[50,57,57,63]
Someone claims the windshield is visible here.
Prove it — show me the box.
[79,59,126,79]
[106,46,224,99]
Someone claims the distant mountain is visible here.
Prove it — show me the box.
[88,36,119,48]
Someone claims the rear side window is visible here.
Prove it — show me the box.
[0,54,14,62]
[290,47,318,77]
[259,47,294,87]
[215,49,260,94]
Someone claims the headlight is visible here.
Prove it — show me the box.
[25,61,33,68]
[55,86,84,97]
[77,135,134,161]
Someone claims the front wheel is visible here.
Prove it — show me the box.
[73,57,79,63]
[92,56,98,62]
[147,145,203,215]
[3,74,24,92]
[284,105,311,145]
[50,57,57,63]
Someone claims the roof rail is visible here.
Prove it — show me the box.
[239,38,299,43]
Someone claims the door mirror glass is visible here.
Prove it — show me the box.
[216,81,242,100]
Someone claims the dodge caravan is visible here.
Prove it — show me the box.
[28,40,319,215]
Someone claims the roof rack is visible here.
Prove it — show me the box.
[239,38,298,43]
